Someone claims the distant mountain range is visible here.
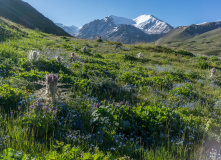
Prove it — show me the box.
[56,15,173,43]
[0,0,70,36]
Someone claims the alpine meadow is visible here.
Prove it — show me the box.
[1,0,221,159]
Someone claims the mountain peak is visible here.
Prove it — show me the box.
[132,14,173,34]
[106,15,135,26]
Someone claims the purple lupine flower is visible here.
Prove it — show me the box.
[145,98,148,100]
[121,102,124,105]
[46,108,50,111]
[42,106,47,110]
[0,96,2,98]
[36,101,40,106]
[10,111,13,115]
[30,105,35,109]
[53,110,57,114]
[81,153,83,159]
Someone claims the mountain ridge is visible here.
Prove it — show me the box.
[0,0,70,36]
[156,21,221,55]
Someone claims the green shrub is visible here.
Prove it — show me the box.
[107,41,123,46]
[123,54,138,61]
[15,69,47,82]
[210,56,219,61]
[177,50,195,57]
[93,53,104,59]
[169,84,197,101]
[146,76,173,89]
[195,60,210,69]
[21,59,72,74]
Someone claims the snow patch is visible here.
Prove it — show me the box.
[197,20,221,26]
[133,15,155,29]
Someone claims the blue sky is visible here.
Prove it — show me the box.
[23,0,221,27]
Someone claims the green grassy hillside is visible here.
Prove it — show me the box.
[156,23,221,56]
[174,28,221,56]
[1,17,221,159]
[0,17,29,42]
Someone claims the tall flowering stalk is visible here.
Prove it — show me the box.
[210,68,216,77]
[28,50,40,62]
[137,52,144,58]
[82,46,87,53]
[70,52,78,62]
[34,73,69,104]
[45,74,58,103]
[56,56,62,63]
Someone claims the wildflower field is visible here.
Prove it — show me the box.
[1,17,221,159]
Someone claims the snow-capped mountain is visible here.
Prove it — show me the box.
[133,15,173,34]
[55,23,79,36]
[56,14,173,43]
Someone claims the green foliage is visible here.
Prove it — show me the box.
[195,60,210,69]
[19,112,54,139]
[123,53,138,61]
[21,58,72,75]
[169,84,197,101]
[107,41,123,46]
[93,53,104,59]
[88,74,118,99]
[45,142,108,160]
[15,69,47,82]
[0,148,32,159]
[210,56,219,61]
[177,50,195,57]
[0,84,26,113]
[146,76,173,89]
[96,39,103,43]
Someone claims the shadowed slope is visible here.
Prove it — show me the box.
[0,0,70,36]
